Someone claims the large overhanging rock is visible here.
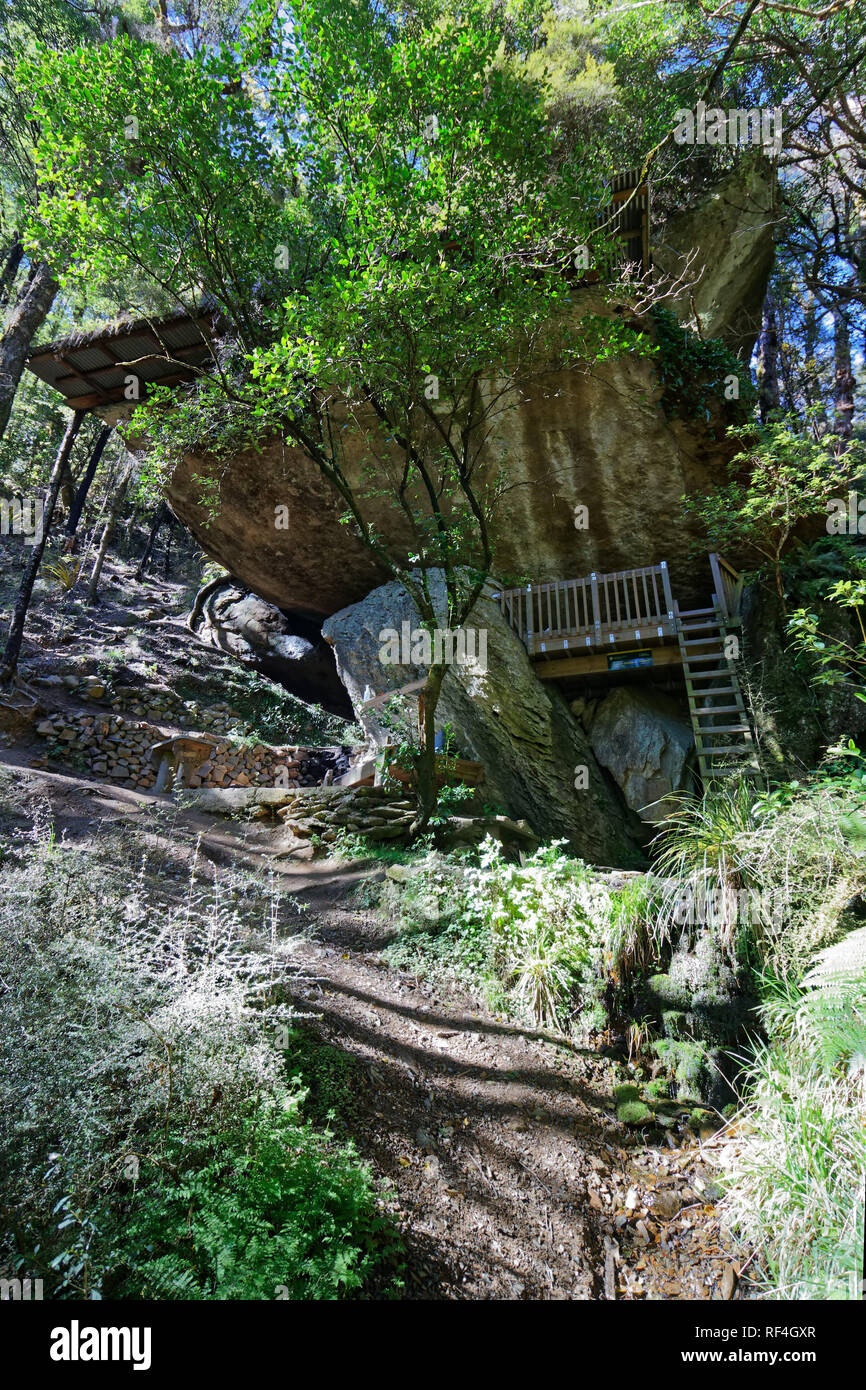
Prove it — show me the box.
[166,335,740,619]
[188,578,353,718]
[321,573,644,866]
[654,158,777,360]
[156,166,775,618]
[582,687,696,823]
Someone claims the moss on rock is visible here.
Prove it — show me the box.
[617,1100,653,1126]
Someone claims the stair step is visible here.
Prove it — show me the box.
[683,636,724,646]
[678,607,717,617]
[679,621,722,632]
[686,668,733,679]
[683,652,727,664]
[698,744,754,757]
[696,724,751,737]
[688,685,738,696]
[694,704,742,716]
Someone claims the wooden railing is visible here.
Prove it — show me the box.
[496,561,676,656]
[709,552,744,622]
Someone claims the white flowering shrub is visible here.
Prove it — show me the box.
[0,807,387,1299]
[383,838,607,1032]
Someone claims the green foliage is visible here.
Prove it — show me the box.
[649,779,767,961]
[282,1028,364,1131]
[0,809,390,1299]
[682,419,861,600]
[723,959,866,1300]
[602,874,659,992]
[789,542,866,695]
[383,838,605,1031]
[651,769,866,980]
[110,1099,383,1300]
[650,306,755,423]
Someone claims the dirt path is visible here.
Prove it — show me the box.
[279,881,755,1301]
[0,758,755,1301]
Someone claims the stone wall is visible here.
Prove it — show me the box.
[34,708,349,792]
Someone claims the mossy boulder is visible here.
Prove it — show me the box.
[652,1038,734,1109]
[661,1008,689,1040]
[617,1100,653,1126]
[612,1082,642,1106]
[641,930,756,1047]
[688,1107,715,1132]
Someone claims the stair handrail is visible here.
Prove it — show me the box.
[709,552,744,622]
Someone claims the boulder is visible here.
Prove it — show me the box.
[188,580,353,717]
[643,930,755,1047]
[322,573,644,865]
[586,687,695,821]
[654,159,778,360]
[642,929,758,1107]
[147,168,776,620]
[164,327,746,618]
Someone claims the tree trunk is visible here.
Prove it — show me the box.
[0,259,59,445]
[86,466,132,605]
[833,306,855,441]
[802,297,822,420]
[0,411,84,684]
[755,294,781,422]
[135,501,169,580]
[64,425,113,548]
[0,235,23,307]
[162,514,175,578]
[411,663,447,836]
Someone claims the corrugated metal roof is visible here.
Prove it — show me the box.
[26,308,215,409]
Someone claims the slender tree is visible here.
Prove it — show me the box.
[25,1,638,828]
[63,422,113,548]
[0,408,82,683]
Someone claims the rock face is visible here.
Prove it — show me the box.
[654,159,777,361]
[584,687,695,821]
[165,335,741,618]
[159,169,776,620]
[322,574,644,865]
[642,931,758,1107]
[189,580,353,717]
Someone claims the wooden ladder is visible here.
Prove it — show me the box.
[674,603,758,782]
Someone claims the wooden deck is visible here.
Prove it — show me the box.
[495,560,677,658]
[495,554,757,782]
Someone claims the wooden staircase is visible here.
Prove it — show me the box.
[497,549,759,786]
[675,602,758,782]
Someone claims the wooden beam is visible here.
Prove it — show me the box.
[534,643,683,682]
[49,369,205,412]
[55,354,113,403]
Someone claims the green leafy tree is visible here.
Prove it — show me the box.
[787,571,866,696]
[25,0,640,827]
[682,418,861,607]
